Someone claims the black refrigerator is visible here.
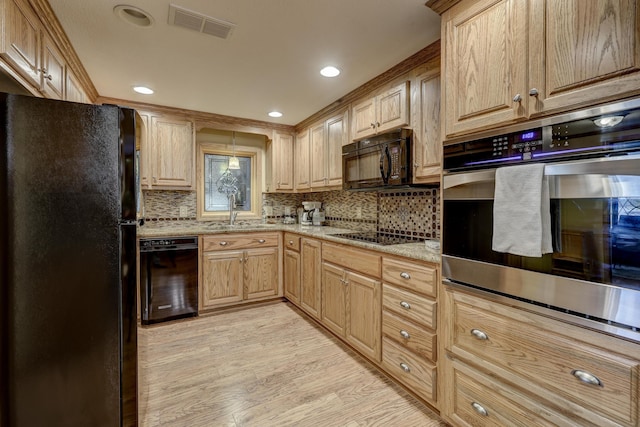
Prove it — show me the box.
[0,93,137,426]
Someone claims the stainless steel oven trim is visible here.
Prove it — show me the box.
[443,255,640,334]
[442,277,640,344]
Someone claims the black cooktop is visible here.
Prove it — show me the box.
[333,231,423,246]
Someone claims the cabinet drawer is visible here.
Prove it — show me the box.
[383,284,436,330]
[383,310,436,362]
[382,258,436,297]
[283,233,300,252]
[453,297,639,426]
[322,242,381,277]
[451,361,557,427]
[382,337,436,403]
[202,233,279,251]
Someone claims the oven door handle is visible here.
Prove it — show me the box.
[444,153,640,190]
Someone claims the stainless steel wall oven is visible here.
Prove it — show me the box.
[442,98,640,343]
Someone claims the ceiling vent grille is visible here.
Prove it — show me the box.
[168,4,235,39]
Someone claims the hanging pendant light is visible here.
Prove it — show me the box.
[228,131,240,169]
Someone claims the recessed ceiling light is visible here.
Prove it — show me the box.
[268,111,283,118]
[133,86,154,95]
[320,66,340,77]
[114,5,154,28]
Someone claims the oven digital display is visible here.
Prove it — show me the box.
[513,128,542,143]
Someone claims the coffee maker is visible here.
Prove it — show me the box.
[301,201,321,226]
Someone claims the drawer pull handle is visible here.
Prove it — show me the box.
[219,241,228,246]
[571,370,603,387]
[471,402,488,417]
[400,272,411,279]
[399,362,411,373]
[400,330,410,339]
[400,301,411,310]
[470,329,488,340]
[258,239,266,243]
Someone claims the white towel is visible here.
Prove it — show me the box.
[492,163,552,257]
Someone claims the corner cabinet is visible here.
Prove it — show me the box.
[200,233,282,311]
[439,284,640,427]
[442,0,640,138]
[351,81,409,140]
[138,112,195,190]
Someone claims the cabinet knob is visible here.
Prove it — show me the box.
[399,330,410,340]
[400,272,411,280]
[471,402,488,417]
[470,328,488,340]
[529,88,539,97]
[375,121,380,127]
[571,370,602,387]
[399,362,411,373]
[513,93,523,103]
[219,241,228,246]
[258,239,266,243]
[288,240,294,245]
[370,123,376,129]
[400,301,411,310]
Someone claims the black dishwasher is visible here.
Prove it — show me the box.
[139,236,198,324]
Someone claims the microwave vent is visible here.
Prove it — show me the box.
[168,4,235,39]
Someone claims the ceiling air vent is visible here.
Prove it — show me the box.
[168,4,235,39]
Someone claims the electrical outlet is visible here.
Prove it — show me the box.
[179,206,188,217]
[356,206,362,219]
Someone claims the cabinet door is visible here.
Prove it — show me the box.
[346,271,382,362]
[300,238,322,320]
[200,250,243,309]
[244,247,279,300]
[283,248,300,305]
[376,81,409,134]
[321,262,347,336]
[40,33,65,100]
[65,70,88,104]
[273,132,294,190]
[351,96,377,140]
[414,72,441,183]
[137,113,151,188]
[150,116,194,189]
[443,0,528,137]
[0,0,40,88]
[529,0,640,116]
[295,129,310,190]
[309,122,327,189]
[325,111,347,187]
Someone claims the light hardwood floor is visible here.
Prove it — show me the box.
[138,301,448,427]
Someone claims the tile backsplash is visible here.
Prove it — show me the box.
[142,188,440,240]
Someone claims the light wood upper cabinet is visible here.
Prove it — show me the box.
[295,129,310,191]
[442,0,640,138]
[65,70,89,104]
[269,131,295,191]
[352,81,409,140]
[309,110,347,190]
[413,69,441,183]
[0,0,41,89]
[40,33,64,100]
[148,115,195,189]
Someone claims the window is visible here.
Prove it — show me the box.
[197,138,262,221]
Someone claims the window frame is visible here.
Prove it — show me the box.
[196,141,262,221]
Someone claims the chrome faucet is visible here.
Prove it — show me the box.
[228,193,238,225]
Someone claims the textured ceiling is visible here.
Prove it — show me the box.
[48,1,441,125]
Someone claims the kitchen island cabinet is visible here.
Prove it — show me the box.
[441,0,640,139]
[439,284,640,427]
[200,232,281,311]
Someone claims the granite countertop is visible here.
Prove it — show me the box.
[138,221,441,264]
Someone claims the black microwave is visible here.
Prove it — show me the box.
[342,128,412,190]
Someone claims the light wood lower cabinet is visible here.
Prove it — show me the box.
[300,237,321,320]
[283,233,301,305]
[440,285,640,427]
[200,233,281,311]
